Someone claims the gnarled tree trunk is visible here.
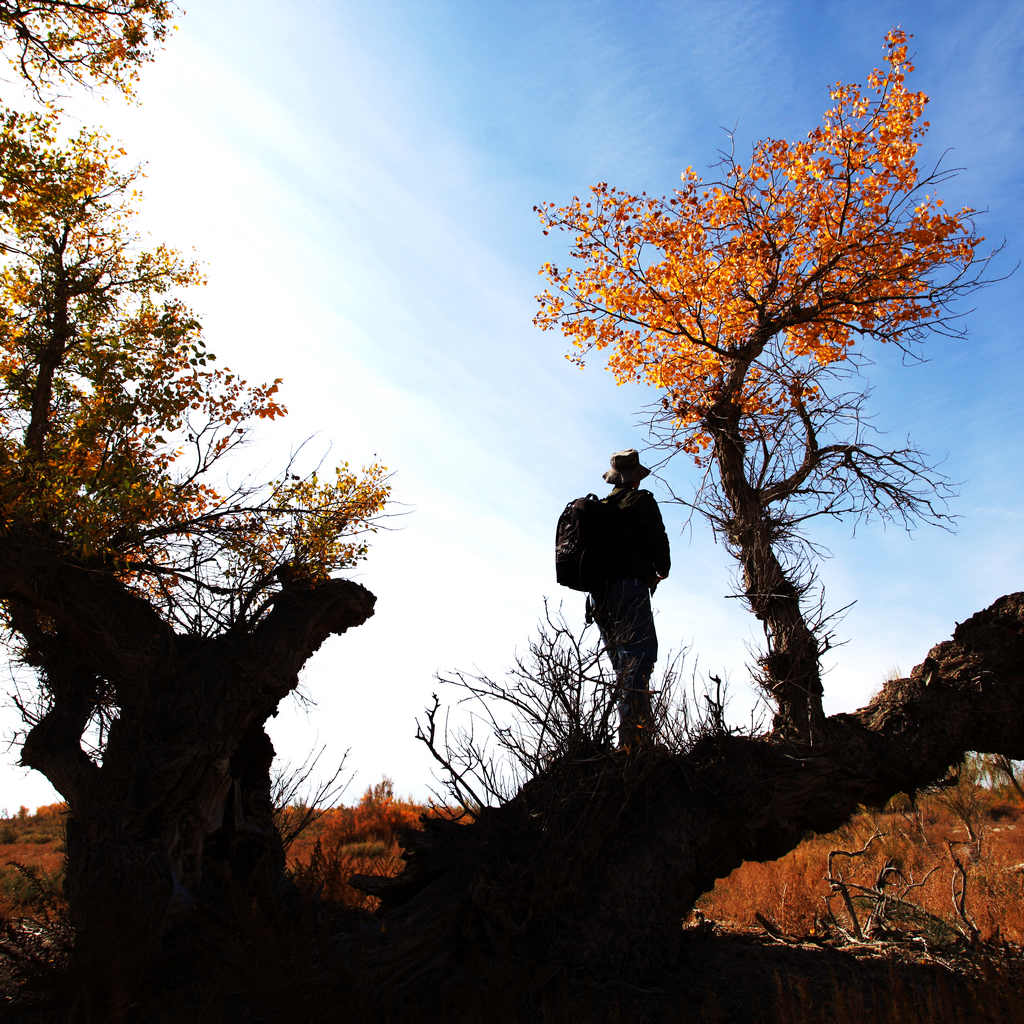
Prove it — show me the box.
[711,401,825,743]
[1,526,376,1007]
[357,593,1024,999]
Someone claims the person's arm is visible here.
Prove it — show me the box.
[638,490,670,579]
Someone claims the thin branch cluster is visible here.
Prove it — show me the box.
[417,604,763,810]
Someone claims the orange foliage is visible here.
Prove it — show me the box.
[0,4,389,608]
[28,802,66,820]
[0,0,175,96]
[0,106,390,600]
[288,780,428,860]
[535,30,984,463]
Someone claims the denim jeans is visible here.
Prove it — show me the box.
[590,577,658,745]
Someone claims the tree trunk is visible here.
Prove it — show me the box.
[0,529,377,1008]
[712,414,825,742]
[60,719,286,1010]
[356,593,1024,1000]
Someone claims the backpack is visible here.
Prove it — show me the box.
[554,492,625,592]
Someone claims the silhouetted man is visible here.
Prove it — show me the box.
[588,449,670,748]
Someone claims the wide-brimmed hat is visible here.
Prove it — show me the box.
[603,449,650,486]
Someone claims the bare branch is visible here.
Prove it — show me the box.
[271,743,352,853]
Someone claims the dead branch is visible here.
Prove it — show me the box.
[946,840,981,944]
[826,831,885,941]
[271,743,353,853]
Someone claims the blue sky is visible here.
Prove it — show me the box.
[2,0,1022,809]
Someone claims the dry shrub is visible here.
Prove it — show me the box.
[0,861,73,998]
[285,778,432,911]
[698,780,1024,943]
[705,845,825,936]
[0,804,67,919]
[289,836,405,911]
[0,807,73,998]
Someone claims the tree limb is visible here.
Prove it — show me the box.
[363,593,1024,985]
[245,577,376,703]
[0,526,176,687]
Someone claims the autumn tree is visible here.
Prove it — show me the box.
[0,0,174,96]
[535,30,994,742]
[0,86,389,1007]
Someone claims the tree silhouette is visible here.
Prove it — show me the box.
[0,91,389,1009]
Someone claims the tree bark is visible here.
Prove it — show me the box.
[711,406,825,742]
[357,593,1024,994]
[0,526,376,1007]
[24,235,72,457]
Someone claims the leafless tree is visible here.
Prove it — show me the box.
[271,743,353,853]
[824,831,943,944]
[946,839,982,944]
[928,754,992,858]
[981,753,1024,803]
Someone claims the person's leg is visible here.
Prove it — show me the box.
[592,580,633,742]
[612,580,658,748]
